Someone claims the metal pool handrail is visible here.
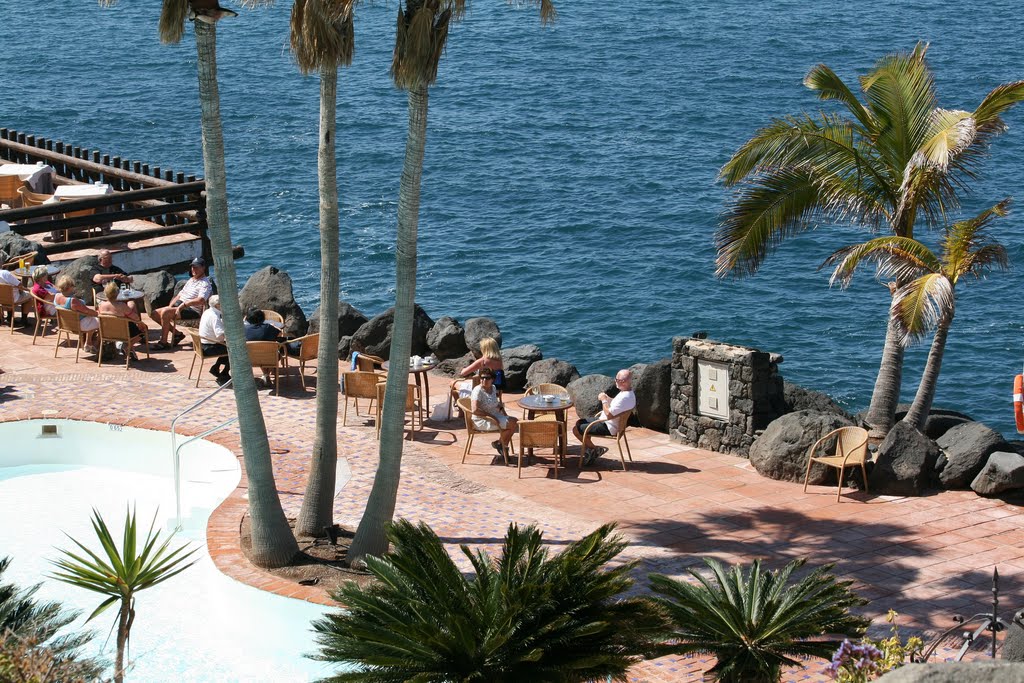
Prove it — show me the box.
[170,377,238,530]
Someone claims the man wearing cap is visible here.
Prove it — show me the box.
[150,257,212,349]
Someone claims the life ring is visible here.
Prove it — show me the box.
[1015,374,1024,433]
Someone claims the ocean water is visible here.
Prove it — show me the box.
[3,1,1024,436]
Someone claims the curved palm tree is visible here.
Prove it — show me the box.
[347,0,555,561]
[289,0,356,538]
[824,200,1010,432]
[99,0,298,567]
[716,42,1024,438]
[313,521,666,682]
[650,558,869,683]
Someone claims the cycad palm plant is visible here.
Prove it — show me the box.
[313,521,666,682]
[650,558,869,683]
[0,556,103,682]
[824,200,1010,432]
[348,0,556,562]
[716,43,1024,438]
[49,508,198,683]
[289,0,356,538]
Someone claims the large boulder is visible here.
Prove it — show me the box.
[1003,618,1024,661]
[426,316,468,360]
[433,352,473,378]
[749,411,855,484]
[133,270,177,309]
[869,421,940,496]
[308,301,369,339]
[463,317,501,356]
[350,304,435,358]
[58,256,101,300]
[567,374,616,420]
[936,422,1009,489]
[0,233,48,265]
[877,661,1024,682]
[238,266,308,338]
[971,451,1024,496]
[500,344,542,392]
[526,358,580,388]
[783,381,853,419]
[338,335,352,362]
[894,404,975,440]
[630,359,672,432]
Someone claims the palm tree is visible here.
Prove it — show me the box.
[99,0,299,567]
[650,558,869,683]
[347,0,556,562]
[0,557,104,682]
[313,520,667,682]
[289,0,355,538]
[50,508,198,683]
[824,200,1010,433]
[715,43,1024,438]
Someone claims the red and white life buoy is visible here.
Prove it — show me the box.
[1014,374,1024,433]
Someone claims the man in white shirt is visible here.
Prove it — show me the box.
[198,294,229,383]
[0,267,32,323]
[573,369,636,465]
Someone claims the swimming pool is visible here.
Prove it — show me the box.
[0,419,338,682]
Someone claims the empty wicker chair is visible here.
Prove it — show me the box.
[2,251,37,271]
[97,315,150,369]
[287,332,319,390]
[578,409,634,471]
[185,328,229,387]
[802,426,870,502]
[341,370,382,426]
[247,340,284,394]
[516,420,562,479]
[0,175,22,209]
[456,397,511,466]
[374,381,422,440]
[57,196,97,241]
[352,353,385,372]
[17,186,53,209]
[522,383,571,420]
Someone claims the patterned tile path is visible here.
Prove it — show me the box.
[1,321,1020,681]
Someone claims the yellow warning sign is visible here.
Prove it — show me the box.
[709,384,716,392]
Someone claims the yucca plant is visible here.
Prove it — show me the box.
[650,558,869,683]
[0,556,104,682]
[49,508,198,683]
[313,520,667,682]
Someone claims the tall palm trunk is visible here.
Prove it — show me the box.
[297,66,341,537]
[194,20,298,567]
[864,290,905,438]
[348,84,428,561]
[114,597,131,683]
[903,310,953,432]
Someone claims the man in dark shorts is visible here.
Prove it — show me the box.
[573,369,636,465]
[150,257,212,348]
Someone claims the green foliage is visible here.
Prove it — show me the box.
[0,557,104,681]
[650,558,870,683]
[828,610,923,682]
[312,520,667,682]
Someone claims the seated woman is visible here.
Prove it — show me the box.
[470,368,517,457]
[53,275,99,353]
[97,281,148,357]
[451,336,505,414]
[30,267,57,317]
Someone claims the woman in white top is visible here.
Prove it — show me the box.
[470,368,518,457]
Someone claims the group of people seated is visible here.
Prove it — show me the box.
[197,296,285,385]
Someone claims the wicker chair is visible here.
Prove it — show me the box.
[456,397,511,466]
[341,370,382,426]
[17,186,53,208]
[97,315,150,369]
[184,328,228,387]
[802,426,870,502]
[447,375,481,420]
[578,409,634,471]
[0,175,22,209]
[262,310,284,325]
[2,251,37,270]
[0,283,29,333]
[374,381,422,440]
[352,353,385,372]
[28,291,56,344]
[516,420,562,479]
[287,332,319,390]
[57,196,98,242]
[522,383,570,420]
[54,307,87,362]
[247,341,284,394]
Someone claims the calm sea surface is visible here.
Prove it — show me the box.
[3,1,1023,436]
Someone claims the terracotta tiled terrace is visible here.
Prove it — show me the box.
[1,319,1021,681]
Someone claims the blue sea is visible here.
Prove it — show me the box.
[3,1,1024,436]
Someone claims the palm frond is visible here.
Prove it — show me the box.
[823,235,939,288]
[803,63,874,133]
[158,0,189,44]
[290,0,356,75]
[891,273,953,344]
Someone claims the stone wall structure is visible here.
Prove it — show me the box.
[670,337,785,456]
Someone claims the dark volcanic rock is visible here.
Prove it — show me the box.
[338,335,352,362]
[876,661,1024,682]
[783,381,854,419]
[434,352,474,379]
[1003,620,1024,662]
[426,316,468,360]
[238,266,308,338]
[463,317,502,356]
[971,451,1024,496]
[308,301,369,339]
[869,421,940,496]
[500,344,542,392]
[749,411,855,484]
[0,233,48,265]
[526,358,580,388]
[630,359,672,432]
[133,270,177,309]
[567,374,616,419]
[58,256,101,301]
[895,404,975,440]
[936,422,1009,489]
[350,304,434,358]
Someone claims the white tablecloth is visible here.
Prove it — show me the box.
[0,163,56,193]
[53,183,113,198]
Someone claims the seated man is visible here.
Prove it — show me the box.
[0,266,32,323]
[243,308,282,342]
[198,294,229,384]
[91,249,133,293]
[151,257,212,348]
[572,369,636,465]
